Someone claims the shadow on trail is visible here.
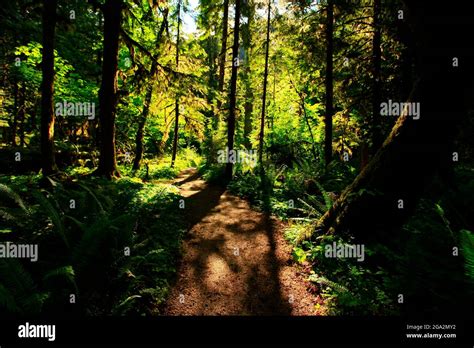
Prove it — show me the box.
[183,182,226,229]
[174,169,201,187]
[243,214,292,315]
[172,168,292,314]
[242,172,292,314]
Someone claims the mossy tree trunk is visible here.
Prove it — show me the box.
[316,3,474,243]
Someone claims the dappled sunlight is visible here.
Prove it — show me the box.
[164,169,320,315]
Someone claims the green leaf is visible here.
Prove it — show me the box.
[292,247,307,263]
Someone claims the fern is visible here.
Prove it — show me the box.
[297,197,322,218]
[271,164,288,186]
[0,183,28,212]
[308,180,334,211]
[76,183,106,215]
[0,284,20,314]
[116,294,142,309]
[308,273,349,293]
[32,191,69,248]
[108,214,135,247]
[460,229,474,285]
[0,183,30,230]
[43,265,78,294]
[0,259,46,314]
[71,217,112,272]
[0,209,17,223]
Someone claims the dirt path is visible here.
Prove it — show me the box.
[164,168,322,315]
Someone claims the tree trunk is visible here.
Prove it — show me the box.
[224,0,241,180]
[300,95,318,162]
[132,62,156,171]
[324,0,334,166]
[40,0,58,175]
[18,84,26,147]
[242,0,255,149]
[132,10,168,170]
[11,81,18,146]
[243,79,254,149]
[158,117,173,157]
[370,0,382,156]
[203,24,219,163]
[258,0,271,165]
[216,0,229,127]
[92,10,104,150]
[171,99,180,167]
[315,3,474,243]
[95,0,122,179]
[171,0,181,168]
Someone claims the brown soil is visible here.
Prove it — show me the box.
[164,168,323,315]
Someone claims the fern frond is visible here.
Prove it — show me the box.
[22,292,49,314]
[32,191,69,248]
[109,214,135,246]
[0,183,28,212]
[77,183,106,215]
[72,216,112,272]
[297,197,322,218]
[308,273,348,293]
[0,283,20,313]
[43,265,78,294]
[312,180,333,210]
[460,229,474,284]
[43,265,75,282]
[0,259,41,314]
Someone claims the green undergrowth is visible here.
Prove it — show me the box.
[0,169,187,316]
[202,158,356,219]
[290,230,399,315]
[284,165,474,316]
[120,148,202,181]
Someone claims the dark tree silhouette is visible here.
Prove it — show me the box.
[40,0,58,175]
[171,0,182,168]
[225,0,241,180]
[95,0,123,179]
[258,0,271,165]
[324,0,333,166]
[216,0,229,127]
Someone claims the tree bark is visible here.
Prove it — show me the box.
[224,0,241,180]
[132,62,156,171]
[40,0,58,175]
[242,0,255,150]
[95,0,122,179]
[132,9,168,170]
[171,0,181,168]
[324,0,334,166]
[216,0,229,127]
[18,84,26,148]
[258,0,271,165]
[158,117,173,157]
[11,81,18,146]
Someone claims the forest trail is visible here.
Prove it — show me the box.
[164,168,322,315]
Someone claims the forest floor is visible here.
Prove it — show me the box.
[164,168,323,315]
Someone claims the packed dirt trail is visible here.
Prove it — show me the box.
[164,168,321,315]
